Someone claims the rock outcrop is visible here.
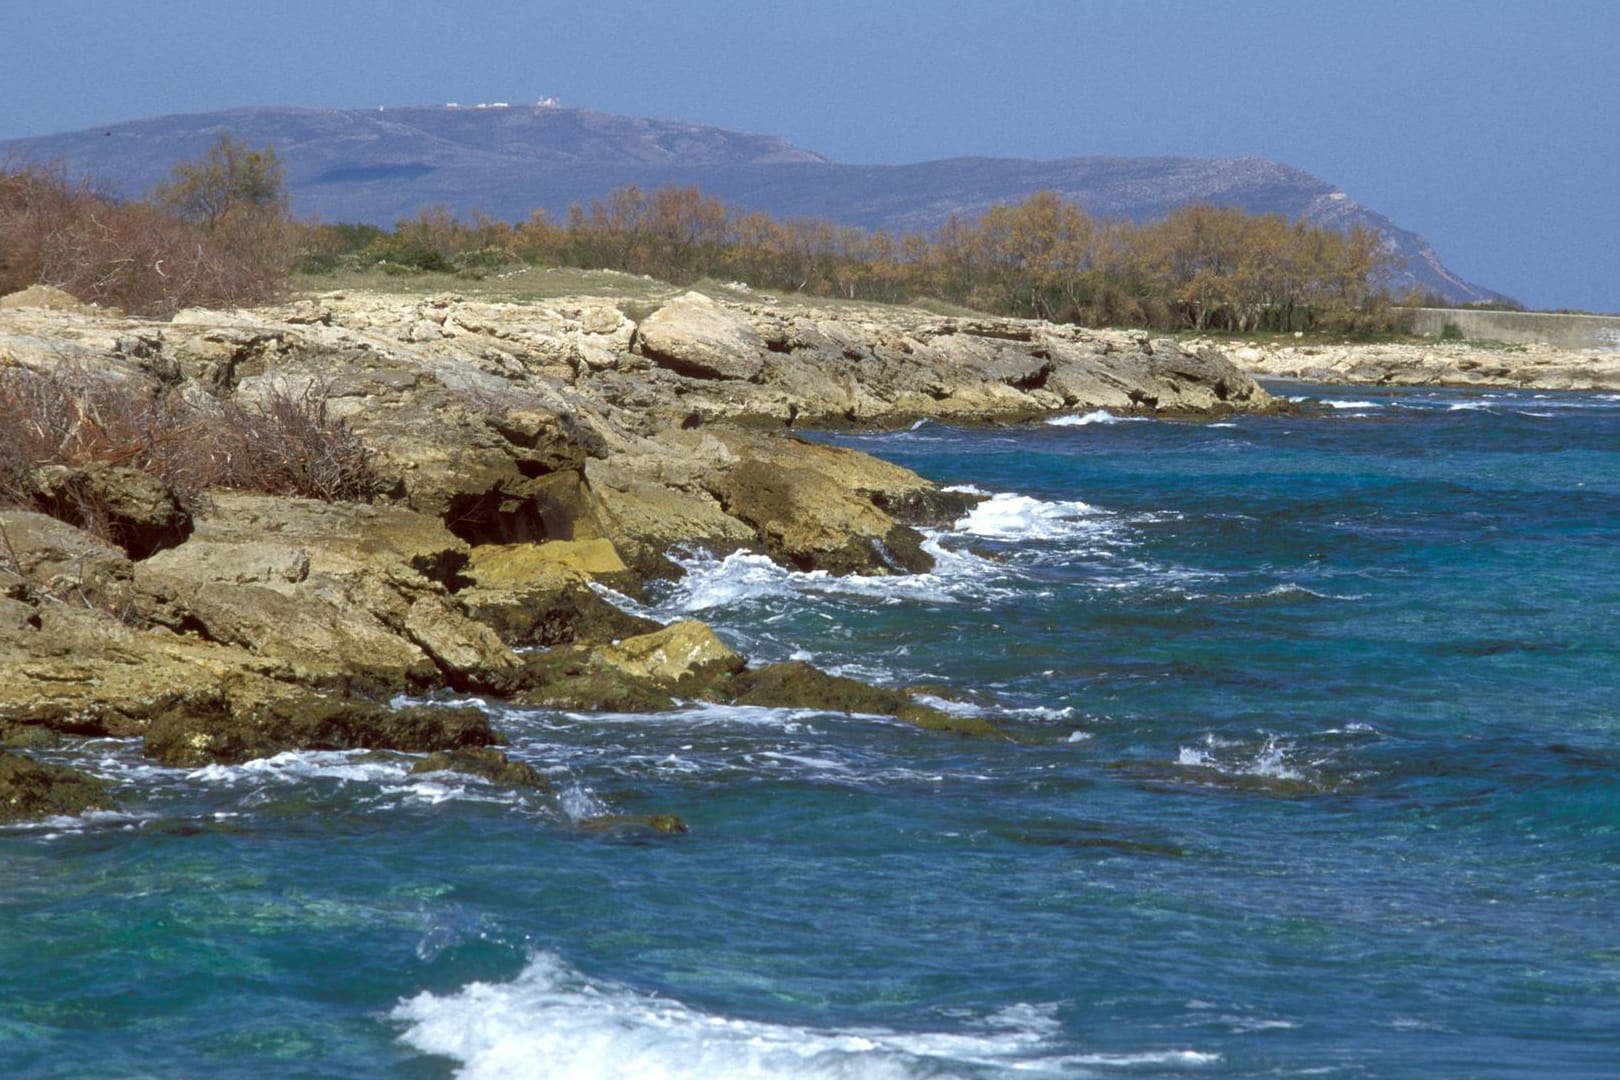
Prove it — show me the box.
[0,282,1270,809]
[1224,338,1620,391]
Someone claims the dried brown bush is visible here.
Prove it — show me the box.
[0,163,293,317]
[0,368,376,521]
[210,382,377,502]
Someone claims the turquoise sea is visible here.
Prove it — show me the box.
[4,384,1618,1079]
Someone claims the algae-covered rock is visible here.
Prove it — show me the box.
[0,751,118,822]
[726,661,1003,737]
[509,646,677,713]
[410,746,549,790]
[510,620,742,711]
[142,696,496,767]
[727,660,911,714]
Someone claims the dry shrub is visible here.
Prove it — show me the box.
[210,382,377,502]
[0,366,195,497]
[0,368,376,516]
[0,164,293,317]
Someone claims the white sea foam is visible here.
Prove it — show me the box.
[186,750,411,786]
[1322,399,1382,410]
[1176,734,1312,783]
[181,748,527,811]
[394,951,1181,1079]
[952,492,1113,542]
[655,541,1007,617]
[1045,409,1148,427]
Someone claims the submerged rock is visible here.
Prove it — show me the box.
[725,661,1004,738]
[575,812,689,836]
[0,751,117,822]
[410,746,549,790]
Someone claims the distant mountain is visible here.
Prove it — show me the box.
[1,104,1503,304]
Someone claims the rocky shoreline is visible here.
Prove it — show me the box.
[1223,337,1620,391]
[0,284,1271,821]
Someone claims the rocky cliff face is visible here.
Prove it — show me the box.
[0,284,1266,808]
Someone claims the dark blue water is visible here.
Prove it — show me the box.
[4,385,1618,1079]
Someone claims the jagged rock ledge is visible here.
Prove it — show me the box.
[0,286,1268,816]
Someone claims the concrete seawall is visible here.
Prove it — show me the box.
[1407,307,1620,352]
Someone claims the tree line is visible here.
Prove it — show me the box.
[304,186,1405,333]
[5,131,1409,332]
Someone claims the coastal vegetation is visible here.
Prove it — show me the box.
[4,131,1405,334]
[0,134,295,316]
[301,187,1403,335]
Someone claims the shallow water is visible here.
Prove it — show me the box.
[4,385,1618,1078]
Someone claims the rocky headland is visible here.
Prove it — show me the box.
[0,283,1268,819]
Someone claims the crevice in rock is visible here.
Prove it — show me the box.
[1006,362,1053,392]
[443,490,549,546]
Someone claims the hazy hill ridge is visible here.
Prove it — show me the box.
[1,103,1499,303]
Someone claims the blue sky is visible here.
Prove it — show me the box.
[8,1,1617,312]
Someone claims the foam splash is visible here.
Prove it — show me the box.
[180,748,528,812]
[655,541,1007,617]
[1175,733,1313,784]
[186,750,410,786]
[952,492,1114,543]
[555,783,611,822]
[1321,399,1382,410]
[394,952,1196,1079]
[1045,409,1147,427]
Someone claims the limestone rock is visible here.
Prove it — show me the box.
[134,571,440,694]
[636,292,766,380]
[0,509,135,613]
[180,494,470,586]
[26,463,192,559]
[457,541,656,647]
[595,619,745,688]
[0,284,96,312]
[582,461,756,577]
